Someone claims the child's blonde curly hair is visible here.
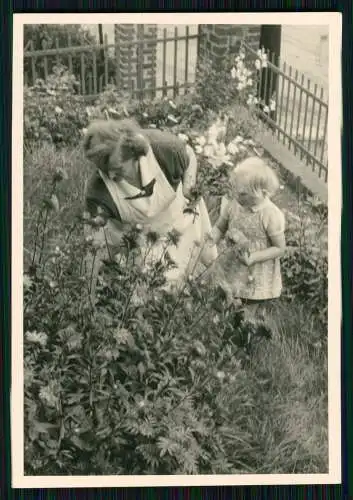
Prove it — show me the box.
[229,156,280,198]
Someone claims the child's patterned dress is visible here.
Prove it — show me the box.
[216,197,285,300]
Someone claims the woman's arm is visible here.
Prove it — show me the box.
[183,144,198,199]
[208,206,230,246]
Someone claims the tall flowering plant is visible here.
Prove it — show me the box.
[230,46,276,115]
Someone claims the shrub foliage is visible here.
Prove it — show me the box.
[23,61,328,475]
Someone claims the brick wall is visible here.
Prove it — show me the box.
[198,24,261,68]
[114,24,157,96]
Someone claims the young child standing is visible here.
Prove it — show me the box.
[209,156,286,320]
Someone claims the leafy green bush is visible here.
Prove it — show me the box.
[23,167,271,475]
[24,65,89,150]
[24,24,117,91]
[281,195,328,328]
[23,54,264,152]
[23,63,328,475]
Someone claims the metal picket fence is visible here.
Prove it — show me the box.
[24,26,199,101]
[24,29,328,183]
[241,41,328,183]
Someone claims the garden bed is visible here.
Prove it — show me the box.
[23,65,328,476]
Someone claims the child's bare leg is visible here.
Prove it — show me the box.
[242,300,260,322]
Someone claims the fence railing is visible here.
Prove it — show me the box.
[24,27,200,101]
[242,42,328,183]
[24,30,328,184]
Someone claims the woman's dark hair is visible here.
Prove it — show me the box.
[83,118,149,173]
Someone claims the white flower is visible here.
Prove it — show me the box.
[39,384,58,409]
[255,59,262,70]
[178,133,189,143]
[194,145,204,154]
[169,100,177,109]
[23,274,33,290]
[108,107,119,117]
[227,142,240,155]
[217,142,227,156]
[203,144,215,157]
[234,135,244,144]
[196,135,206,146]
[236,82,245,91]
[54,106,63,114]
[270,99,276,111]
[216,371,226,380]
[239,50,246,60]
[207,124,220,142]
[81,128,88,136]
[236,60,244,70]
[231,67,237,79]
[247,78,253,87]
[167,114,179,124]
[26,331,48,347]
[235,56,240,63]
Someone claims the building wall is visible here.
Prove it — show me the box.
[114,24,157,96]
[280,25,329,96]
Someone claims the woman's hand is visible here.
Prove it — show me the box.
[183,144,198,198]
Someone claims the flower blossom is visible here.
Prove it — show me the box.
[39,384,59,409]
[26,331,48,347]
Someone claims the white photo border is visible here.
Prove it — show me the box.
[11,11,342,488]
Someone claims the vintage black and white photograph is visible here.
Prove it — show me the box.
[12,13,341,487]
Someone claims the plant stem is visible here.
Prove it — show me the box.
[89,250,97,294]
[31,206,45,267]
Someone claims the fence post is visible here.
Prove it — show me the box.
[136,24,144,100]
[196,24,261,82]
[258,25,281,121]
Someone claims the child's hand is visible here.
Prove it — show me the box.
[238,249,254,267]
[226,228,249,247]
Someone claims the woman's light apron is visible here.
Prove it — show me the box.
[98,145,217,283]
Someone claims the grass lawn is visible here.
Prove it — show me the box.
[23,139,328,474]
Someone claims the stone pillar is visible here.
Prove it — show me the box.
[114,24,157,98]
[198,24,261,69]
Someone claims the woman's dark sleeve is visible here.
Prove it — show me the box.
[145,129,189,190]
[84,173,121,221]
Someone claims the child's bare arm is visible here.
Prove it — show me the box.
[247,232,286,265]
[240,208,286,266]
